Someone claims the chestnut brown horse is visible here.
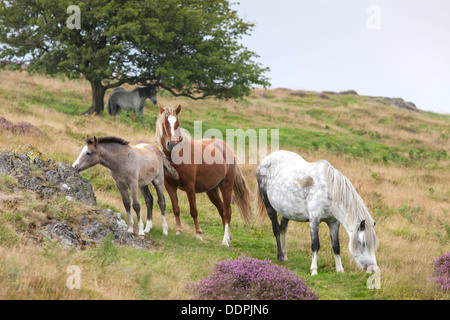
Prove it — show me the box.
[156,104,252,246]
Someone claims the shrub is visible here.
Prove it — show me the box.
[432,252,450,291]
[0,116,14,130]
[0,116,43,136]
[338,90,358,95]
[186,255,319,300]
[318,93,330,100]
[289,90,307,97]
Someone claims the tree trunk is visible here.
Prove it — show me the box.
[82,80,106,115]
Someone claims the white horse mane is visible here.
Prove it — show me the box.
[323,162,378,253]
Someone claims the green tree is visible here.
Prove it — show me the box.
[0,0,270,115]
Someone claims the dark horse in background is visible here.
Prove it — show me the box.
[156,104,253,246]
[107,86,157,116]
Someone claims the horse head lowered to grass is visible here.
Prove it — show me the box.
[72,136,168,237]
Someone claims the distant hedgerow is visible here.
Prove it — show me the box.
[186,255,319,300]
[432,252,450,291]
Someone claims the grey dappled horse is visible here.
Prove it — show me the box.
[107,86,157,116]
[255,150,379,275]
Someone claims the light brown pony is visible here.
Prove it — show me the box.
[156,104,252,246]
[72,136,168,237]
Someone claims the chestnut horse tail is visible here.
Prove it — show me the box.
[233,165,253,225]
[254,183,267,224]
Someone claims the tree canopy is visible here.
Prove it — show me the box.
[0,0,270,115]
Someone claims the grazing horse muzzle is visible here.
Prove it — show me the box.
[365,264,379,273]
[151,97,157,104]
[356,256,378,273]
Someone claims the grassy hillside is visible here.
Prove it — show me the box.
[0,70,449,299]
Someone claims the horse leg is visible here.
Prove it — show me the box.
[117,183,133,233]
[165,181,182,235]
[207,187,229,246]
[326,219,344,273]
[310,218,321,275]
[152,179,168,236]
[185,185,202,241]
[220,178,234,244]
[280,217,289,261]
[258,183,285,261]
[140,185,154,233]
[130,183,144,236]
[268,208,285,262]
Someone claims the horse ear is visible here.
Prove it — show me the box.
[93,136,99,148]
[158,103,164,114]
[176,104,181,115]
[359,220,366,231]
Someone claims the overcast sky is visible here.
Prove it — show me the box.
[234,0,450,114]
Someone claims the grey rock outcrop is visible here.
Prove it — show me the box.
[0,145,96,206]
[45,162,96,206]
[1,145,155,251]
[41,209,155,251]
[375,97,418,111]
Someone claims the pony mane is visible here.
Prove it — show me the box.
[323,161,378,252]
[91,136,129,145]
[134,86,156,99]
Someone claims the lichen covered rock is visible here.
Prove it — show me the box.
[0,145,96,206]
[1,145,155,251]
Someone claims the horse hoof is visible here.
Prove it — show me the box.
[139,235,145,239]
[196,235,204,241]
